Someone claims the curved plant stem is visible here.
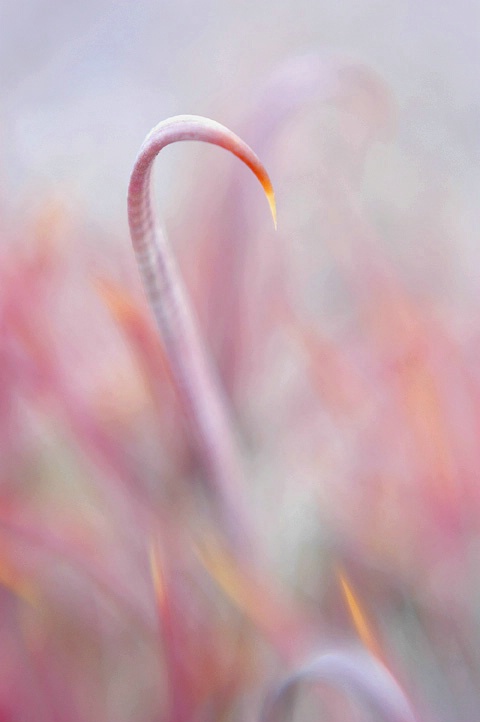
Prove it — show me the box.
[262,648,417,722]
[128,115,276,549]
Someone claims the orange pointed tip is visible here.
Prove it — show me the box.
[246,153,276,228]
[133,114,278,230]
[265,185,277,229]
[249,157,276,229]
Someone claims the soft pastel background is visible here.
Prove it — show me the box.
[1,1,480,721]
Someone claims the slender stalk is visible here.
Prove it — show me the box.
[127,115,276,549]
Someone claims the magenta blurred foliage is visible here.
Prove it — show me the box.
[1,2,480,721]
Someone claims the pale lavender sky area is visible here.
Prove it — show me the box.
[1,0,479,265]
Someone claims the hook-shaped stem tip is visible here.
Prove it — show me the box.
[128,114,276,241]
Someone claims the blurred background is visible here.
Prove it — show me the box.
[2,0,480,234]
[1,1,480,721]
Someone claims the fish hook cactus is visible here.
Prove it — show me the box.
[127,115,276,549]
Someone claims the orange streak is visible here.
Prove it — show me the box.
[196,536,292,645]
[149,538,165,608]
[338,570,382,660]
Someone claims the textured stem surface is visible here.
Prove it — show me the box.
[128,115,276,548]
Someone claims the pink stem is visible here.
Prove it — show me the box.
[127,115,276,549]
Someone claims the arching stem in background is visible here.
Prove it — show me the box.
[262,648,417,722]
[127,115,276,551]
